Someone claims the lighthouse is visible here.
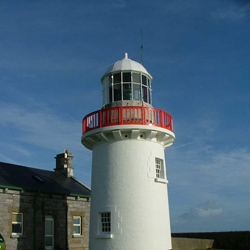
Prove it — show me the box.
[81,53,175,250]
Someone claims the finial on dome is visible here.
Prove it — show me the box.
[124,52,128,59]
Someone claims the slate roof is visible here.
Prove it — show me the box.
[0,162,91,198]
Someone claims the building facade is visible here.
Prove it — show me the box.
[0,150,90,250]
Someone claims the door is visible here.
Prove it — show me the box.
[45,216,54,250]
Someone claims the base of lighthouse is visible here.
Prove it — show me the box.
[88,133,173,250]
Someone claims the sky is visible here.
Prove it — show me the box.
[0,0,250,233]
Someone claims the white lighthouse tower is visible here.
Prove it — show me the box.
[81,53,175,250]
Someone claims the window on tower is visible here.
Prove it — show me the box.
[97,211,113,239]
[100,212,111,233]
[155,158,168,184]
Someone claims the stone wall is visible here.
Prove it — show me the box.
[172,237,214,250]
[172,231,250,250]
[0,188,90,250]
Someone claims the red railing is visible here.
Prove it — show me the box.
[82,106,173,134]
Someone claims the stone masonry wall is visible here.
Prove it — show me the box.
[0,188,90,250]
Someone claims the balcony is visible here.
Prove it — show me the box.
[82,106,173,135]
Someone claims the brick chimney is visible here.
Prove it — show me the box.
[54,149,74,177]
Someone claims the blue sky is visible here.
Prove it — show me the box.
[0,0,250,233]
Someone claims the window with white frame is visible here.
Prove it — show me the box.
[100,212,111,233]
[45,215,54,250]
[73,216,81,235]
[155,158,165,179]
[12,212,23,235]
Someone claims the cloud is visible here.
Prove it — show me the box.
[181,200,223,219]
[0,103,79,150]
[210,3,250,21]
[171,198,250,232]
[0,101,92,185]
[171,200,224,232]
[167,109,250,232]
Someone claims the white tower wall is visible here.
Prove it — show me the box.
[89,138,172,250]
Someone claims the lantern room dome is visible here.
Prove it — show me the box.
[102,53,152,80]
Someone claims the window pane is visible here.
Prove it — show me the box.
[123,84,132,100]
[142,86,148,102]
[114,84,121,101]
[148,89,151,104]
[12,213,22,222]
[74,217,80,224]
[12,224,22,234]
[45,220,53,235]
[45,236,53,247]
[123,72,131,82]
[113,73,121,83]
[12,213,17,221]
[147,78,150,87]
[74,226,80,234]
[132,73,140,83]
[142,75,147,85]
[109,86,113,102]
[133,84,141,100]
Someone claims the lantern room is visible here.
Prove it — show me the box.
[101,53,153,108]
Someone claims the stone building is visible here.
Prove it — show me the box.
[0,150,90,250]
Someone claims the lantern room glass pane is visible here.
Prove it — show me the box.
[114,84,121,101]
[148,88,151,104]
[142,75,147,85]
[123,72,131,82]
[147,78,151,87]
[114,73,121,83]
[133,84,141,100]
[132,73,140,83]
[109,85,112,102]
[123,83,132,100]
[142,85,148,102]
